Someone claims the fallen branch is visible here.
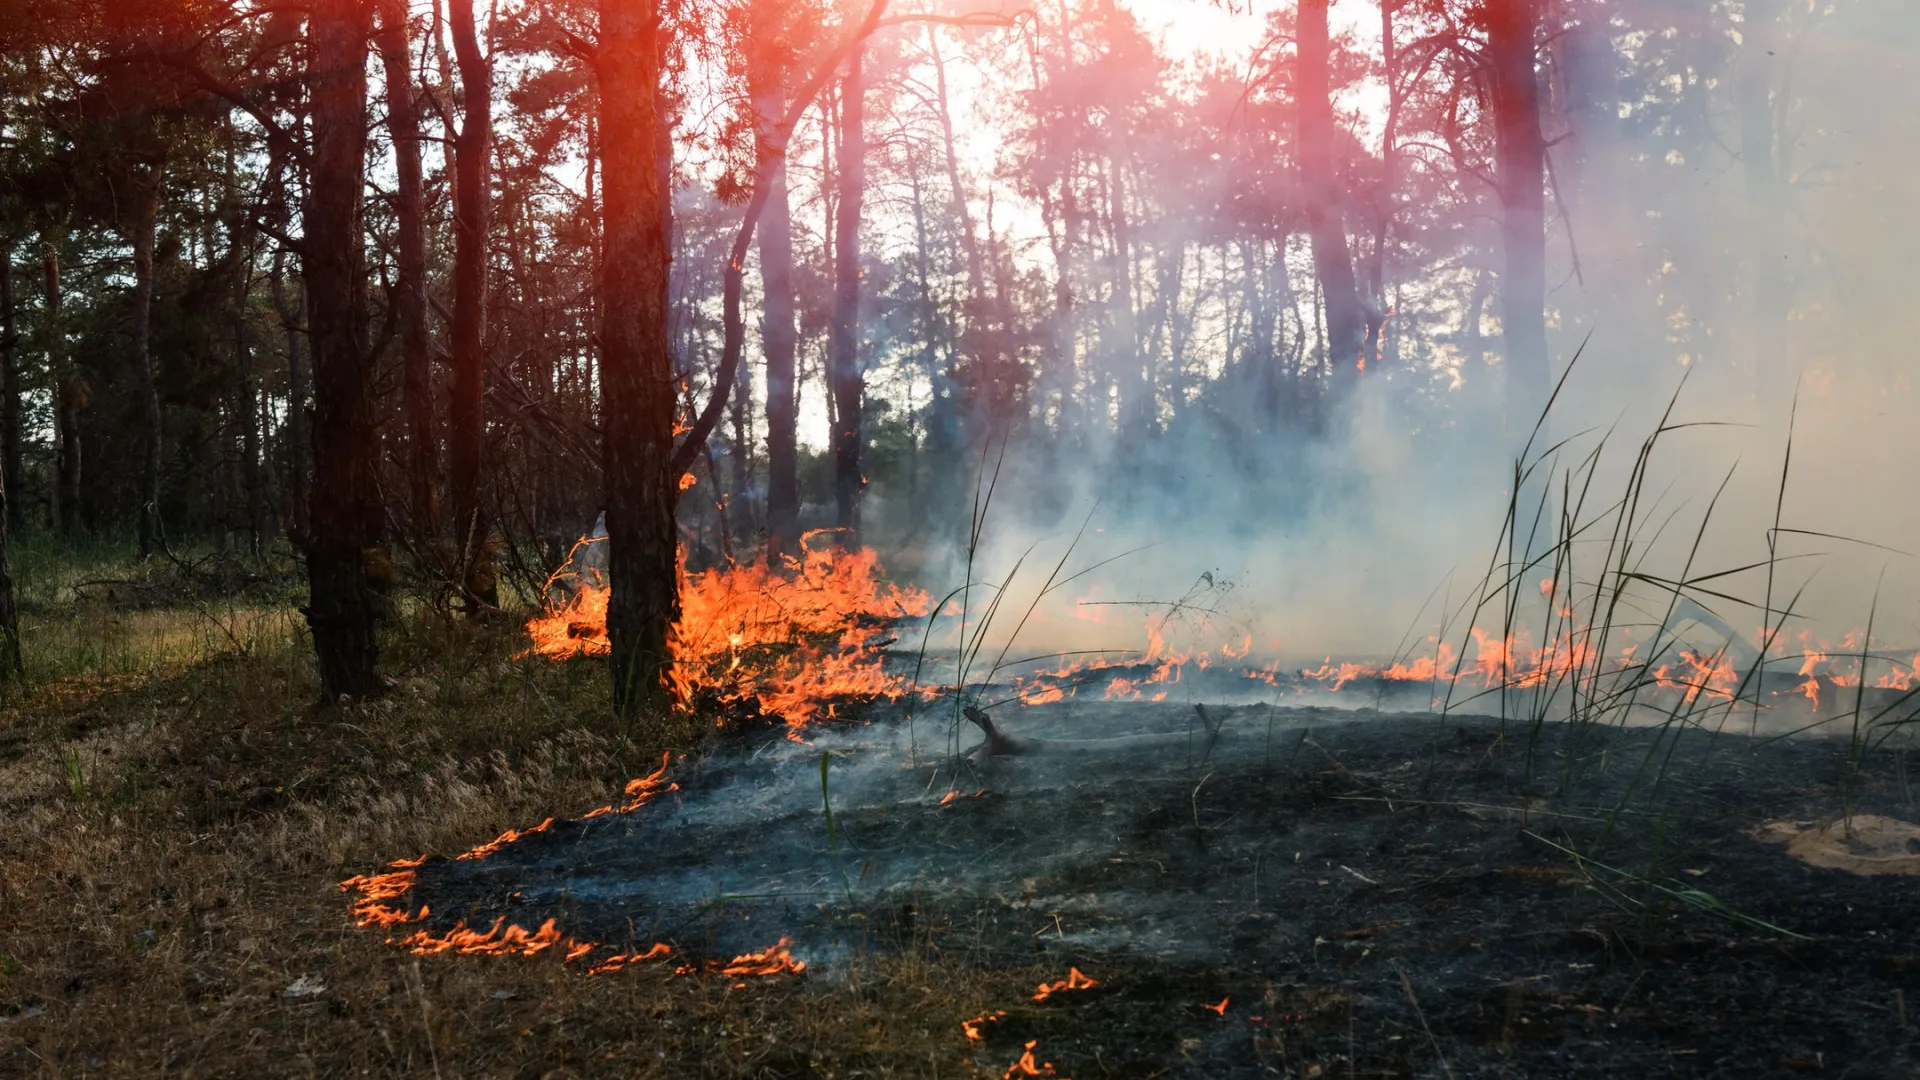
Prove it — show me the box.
[962,705,1227,761]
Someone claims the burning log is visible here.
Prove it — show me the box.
[962,704,1226,760]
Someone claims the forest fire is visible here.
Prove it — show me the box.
[341,757,697,974]
[1290,624,1919,716]
[525,532,930,727]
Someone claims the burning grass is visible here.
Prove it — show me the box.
[525,530,931,729]
[0,562,1084,1078]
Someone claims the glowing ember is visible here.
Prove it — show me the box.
[457,818,553,861]
[587,942,674,975]
[526,531,930,728]
[720,937,806,977]
[401,916,565,957]
[962,1009,1008,1041]
[1032,966,1100,1002]
[1003,1039,1065,1078]
[1203,996,1230,1015]
[339,857,428,928]
[341,753,684,970]
[1290,622,1920,716]
[582,753,677,818]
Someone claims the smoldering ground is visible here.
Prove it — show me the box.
[373,698,1920,1076]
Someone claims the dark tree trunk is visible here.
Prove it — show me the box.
[0,390,17,677]
[0,243,19,535]
[925,27,971,498]
[828,46,866,536]
[1367,0,1402,372]
[0,248,14,670]
[270,249,309,539]
[727,363,752,541]
[596,0,679,718]
[1297,0,1366,400]
[1487,0,1550,423]
[303,0,385,702]
[749,0,800,559]
[930,28,986,323]
[129,167,165,558]
[46,241,82,537]
[238,312,263,557]
[448,0,494,609]
[376,0,439,541]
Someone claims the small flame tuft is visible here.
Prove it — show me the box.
[961,1008,1008,1041]
[1032,966,1099,1002]
[1002,1039,1064,1078]
[719,937,806,977]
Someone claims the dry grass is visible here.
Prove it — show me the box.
[0,555,1046,1079]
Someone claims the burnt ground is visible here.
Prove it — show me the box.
[382,701,1920,1078]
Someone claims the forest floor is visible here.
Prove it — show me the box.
[3,544,1918,1078]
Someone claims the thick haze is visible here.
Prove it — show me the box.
[905,0,1920,671]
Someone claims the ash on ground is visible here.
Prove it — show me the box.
[392,700,1920,1076]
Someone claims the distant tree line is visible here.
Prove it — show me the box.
[0,0,1830,710]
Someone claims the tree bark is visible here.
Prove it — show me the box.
[1486,0,1550,425]
[0,253,15,666]
[129,166,165,558]
[919,31,971,519]
[749,0,800,559]
[238,309,263,557]
[596,0,679,718]
[376,0,438,541]
[448,0,494,609]
[46,240,82,538]
[304,0,386,702]
[1297,0,1366,401]
[0,389,18,678]
[727,365,753,539]
[828,44,866,535]
[270,248,309,540]
[0,242,20,535]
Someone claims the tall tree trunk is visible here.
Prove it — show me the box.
[1296,0,1366,401]
[304,0,385,702]
[1487,0,1550,425]
[238,311,263,557]
[270,248,309,539]
[1367,0,1402,372]
[749,0,800,560]
[0,242,15,674]
[0,242,19,535]
[46,240,82,537]
[376,0,439,542]
[827,44,865,535]
[129,166,165,558]
[596,0,679,718]
[925,27,970,489]
[448,0,494,609]
[1106,158,1147,434]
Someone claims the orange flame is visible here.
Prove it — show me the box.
[457,818,553,861]
[962,1009,1007,1041]
[1003,1039,1065,1078]
[401,916,566,958]
[1032,966,1099,1002]
[342,754,684,967]
[1203,996,1230,1015]
[526,533,930,729]
[720,937,806,976]
[587,942,674,975]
